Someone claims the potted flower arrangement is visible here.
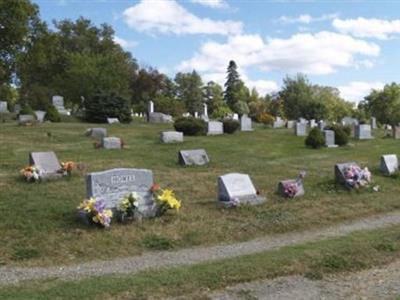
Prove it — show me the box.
[151,184,181,216]
[77,198,113,228]
[117,192,139,222]
[20,165,41,182]
[344,165,372,189]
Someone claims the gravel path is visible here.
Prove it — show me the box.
[208,259,400,299]
[1,211,400,286]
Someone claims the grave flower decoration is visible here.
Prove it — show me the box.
[77,198,112,228]
[20,165,40,182]
[60,161,75,176]
[117,192,140,221]
[282,181,298,198]
[344,165,372,189]
[152,186,181,216]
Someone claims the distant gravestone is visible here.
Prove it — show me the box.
[392,126,400,139]
[355,124,373,140]
[335,162,358,185]
[178,149,209,166]
[18,114,35,125]
[203,103,208,118]
[86,128,107,139]
[29,151,62,180]
[52,95,70,115]
[107,118,120,124]
[86,168,157,218]
[295,122,307,136]
[148,101,154,114]
[324,130,338,148]
[240,114,253,131]
[371,117,377,129]
[342,117,359,126]
[149,112,173,123]
[273,116,285,128]
[14,104,21,114]
[309,119,317,128]
[299,118,307,124]
[277,179,305,198]
[286,120,295,129]
[218,173,265,207]
[232,113,239,121]
[35,110,46,123]
[102,137,122,149]
[0,101,8,113]
[160,131,183,143]
[208,121,223,135]
[380,155,398,176]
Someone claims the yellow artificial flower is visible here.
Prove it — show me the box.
[158,189,181,211]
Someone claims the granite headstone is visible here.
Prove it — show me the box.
[380,155,398,176]
[240,114,253,131]
[102,137,122,149]
[355,124,373,140]
[178,149,209,166]
[208,121,223,135]
[29,151,62,179]
[160,131,183,143]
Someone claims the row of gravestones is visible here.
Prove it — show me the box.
[28,151,400,219]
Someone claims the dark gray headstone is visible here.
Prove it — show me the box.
[240,114,253,131]
[355,124,373,140]
[18,114,35,125]
[102,137,122,149]
[295,122,307,136]
[218,173,265,207]
[380,155,398,176]
[161,131,183,143]
[334,162,358,184]
[208,121,223,135]
[277,179,305,198]
[86,168,157,217]
[178,149,209,166]
[29,151,62,179]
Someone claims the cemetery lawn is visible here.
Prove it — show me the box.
[0,224,400,299]
[1,122,400,267]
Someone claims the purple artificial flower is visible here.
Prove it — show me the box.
[94,199,106,213]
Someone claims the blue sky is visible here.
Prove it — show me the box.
[34,0,400,103]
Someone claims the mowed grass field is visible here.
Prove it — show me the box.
[0,120,399,267]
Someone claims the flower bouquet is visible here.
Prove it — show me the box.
[117,192,139,222]
[59,161,75,176]
[77,198,112,228]
[344,165,372,189]
[20,165,41,182]
[151,184,181,216]
[281,171,306,198]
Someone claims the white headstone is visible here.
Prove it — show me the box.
[380,155,398,176]
[356,124,373,140]
[160,131,183,143]
[178,149,209,166]
[149,112,173,123]
[107,118,120,124]
[240,114,253,131]
[207,121,223,135]
[194,112,199,118]
[286,120,295,129]
[102,137,122,149]
[273,116,285,128]
[148,101,154,114]
[35,110,46,123]
[295,122,307,136]
[86,128,107,139]
[232,113,239,121]
[203,103,208,117]
[18,114,35,125]
[0,101,8,113]
[310,119,317,128]
[324,130,338,148]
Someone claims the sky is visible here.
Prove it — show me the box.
[33,0,400,103]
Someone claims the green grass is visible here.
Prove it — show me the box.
[0,122,400,267]
[1,224,399,299]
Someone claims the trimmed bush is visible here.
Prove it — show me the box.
[257,112,274,126]
[84,91,132,123]
[174,117,206,136]
[223,119,240,134]
[19,104,34,116]
[327,125,349,146]
[45,105,61,122]
[305,128,325,149]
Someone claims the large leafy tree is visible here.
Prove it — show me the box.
[203,81,224,115]
[175,70,203,114]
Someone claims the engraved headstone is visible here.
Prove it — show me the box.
[52,95,70,115]
[324,130,338,148]
[160,131,183,143]
[277,179,305,198]
[335,162,358,185]
[34,110,46,123]
[107,118,120,124]
[18,114,35,125]
[273,116,285,128]
[355,124,373,140]
[85,128,107,139]
[295,122,307,136]
[218,173,265,207]
[178,149,209,166]
[380,155,398,176]
[86,168,157,217]
[240,114,253,131]
[0,101,8,113]
[102,137,122,149]
[207,121,223,135]
[29,151,62,179]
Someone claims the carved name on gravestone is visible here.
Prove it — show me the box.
[107,118,120,124]
[277,179,305,198]
[102,137,122,149]
[380,155,399,176]
[334,162,358,185]
[0,101,8,113]
[29,151,62,179]
[149,112,173,123]
[218,173,265,207]
[324,130,338,148]
[208,121,223,135]
[240,114,253,131]
[356,124,373,140]
[161,131,183,143]
[393,126,400,139]
[295,122,307,136]
[85,128,107,139]
[35,110,46,123]
[86,168,157,217]
[18,114,35,125]
[178,149,209,166]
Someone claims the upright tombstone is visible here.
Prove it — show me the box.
[334,162,358,185]
[29,151,62,180]
[286,120,295,129]
[207,121,223,135]
[324,130,338,148]
[35,110,46,123]
[380,155,399,176]
[273,116,285,128]
[178,149,209,166]
[18,114,35,125]
[194,112,199,118]
[392,126,400,139]
[160,131,183,143]
[148,101,154,114]
[102,137,122,149]
[371,117,377,129]
[52,95,70,115]
[203,103,208,118]
[86,168,158,218]
[240,114,253,131]
[0,101,9,113]
[299,118,307,124]
[318,120,326,130]
[355,124,373,140]
[232,113,239,121]
[218,173,265,207]
[86,127,107,139]
[295,122,307,136]
[14,104,21,114]
[107,118,120,124]
[309,119,317,128]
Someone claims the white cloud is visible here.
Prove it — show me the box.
[333,17,400,39]
[113,36,138,49]
[178,32,380,76]
[191,0,228,9]
[338,81,384,103]
[122,0,242,35]
[278,13,338,24]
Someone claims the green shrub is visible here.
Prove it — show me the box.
[45,105,61,122]
[19,103,34,116]
[305,127,325,149]
[223,119,240,134]
[327,125,349,146]
[211,106,232,120]
[174,117,206,136]
[84,91,132,123]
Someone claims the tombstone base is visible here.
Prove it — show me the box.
[218,195,266,208]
